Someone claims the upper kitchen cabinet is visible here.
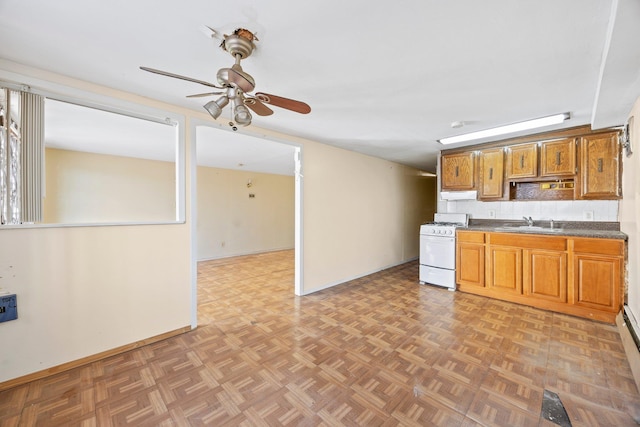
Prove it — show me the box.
[505,143,538,179]
[576,131,621,199]
[540,138,576,178]
[478,148,505,199]
[441,151,475,190]
[439,125,622,201]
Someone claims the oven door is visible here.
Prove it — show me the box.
[420,234,456,270]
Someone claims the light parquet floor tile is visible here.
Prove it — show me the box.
[2,249,639,426]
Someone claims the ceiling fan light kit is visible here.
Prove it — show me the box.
[438,112,570,145]
[141,28,310,130]
[203,96,229,119]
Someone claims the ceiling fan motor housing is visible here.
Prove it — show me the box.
[222,33,255,59]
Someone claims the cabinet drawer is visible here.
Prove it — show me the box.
[489,233,566,251]
[457,230,485,243]
[571,237,624,256]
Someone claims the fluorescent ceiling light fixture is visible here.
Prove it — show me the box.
[438,113,570,145]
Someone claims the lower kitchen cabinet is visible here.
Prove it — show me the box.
[455,231,624,323]
[487,245,522,295]
[524,249,567,303]
[456,231,485,289]
[571,237,623,315]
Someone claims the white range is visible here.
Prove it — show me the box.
[419,213,469,290]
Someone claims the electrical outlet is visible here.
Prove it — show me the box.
[584,210,594,221]
[488,210,496,218]
[0,294,17,323]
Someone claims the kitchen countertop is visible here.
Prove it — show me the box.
[461,220,627,240]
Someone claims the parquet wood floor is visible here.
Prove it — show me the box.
[2,249,639,426]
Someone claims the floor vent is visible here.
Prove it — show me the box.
[541,389,572,427]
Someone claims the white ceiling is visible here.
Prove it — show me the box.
[1,0,639,174]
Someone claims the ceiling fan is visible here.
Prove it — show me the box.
[140,28,311,130]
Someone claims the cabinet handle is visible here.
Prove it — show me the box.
[520,155,524,169]
[556,151,561,165]
[489,167,493,180]
[598,158,603,172]
[455,166,459,177]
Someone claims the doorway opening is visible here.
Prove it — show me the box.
[191,123,302,327]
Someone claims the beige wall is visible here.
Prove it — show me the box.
[0,224,191,382]
[197,166,294,260]
[0,59,437,384]
[299,140,435,293]
[0,60,194,384]
[44,148,176,224]
[621,97,640,323]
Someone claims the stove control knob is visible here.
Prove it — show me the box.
[447,230,452,235]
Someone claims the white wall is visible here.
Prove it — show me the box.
[620,96,640,326]
[197,166,295,260]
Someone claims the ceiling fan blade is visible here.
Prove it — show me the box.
[186,92,224,98]
[244,97,274,116]
[140,66,223,89]
[255,92,311,114]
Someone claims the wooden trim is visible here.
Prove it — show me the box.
[0,325,192,392]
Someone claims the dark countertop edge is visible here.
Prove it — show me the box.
[461,224,627,240]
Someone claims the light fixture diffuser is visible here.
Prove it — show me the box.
[438,113,570,145]
[204,96,229,119]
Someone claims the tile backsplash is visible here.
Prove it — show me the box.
[438,199,619,222]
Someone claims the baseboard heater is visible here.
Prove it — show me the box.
[623,306,640,352]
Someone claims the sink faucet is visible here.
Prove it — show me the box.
[523,216,533,227]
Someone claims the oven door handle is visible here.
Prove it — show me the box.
[421,235,455,244]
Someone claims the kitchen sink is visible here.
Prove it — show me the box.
[494,225,564,233]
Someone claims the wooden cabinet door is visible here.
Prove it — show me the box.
[487,245,522,295]
[441,152,475,190]
[456,231,485,289]
[577,132,621,199]
[524,249,567,303]
[572,254,621,312]
[540,138,576,177]
[478,148,504,199]
[506,143,538,179]
[456,242,485,289]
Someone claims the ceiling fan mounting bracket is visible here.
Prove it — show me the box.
[221,29,257,59]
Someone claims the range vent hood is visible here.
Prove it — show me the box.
[440,191,477,201]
